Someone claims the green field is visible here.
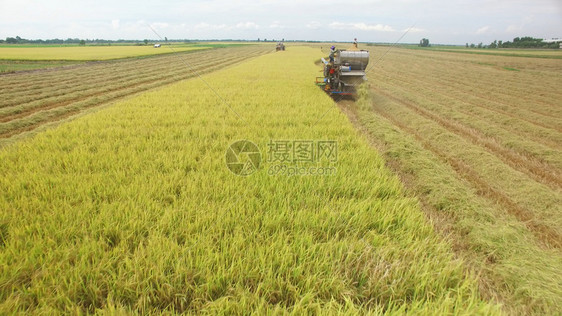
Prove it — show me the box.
[0,47,500,313]
[400,45,562,59]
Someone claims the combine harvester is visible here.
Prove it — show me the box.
[315,39,369,96]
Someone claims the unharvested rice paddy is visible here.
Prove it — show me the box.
[0,45,212,61]
[0,43,560,314]
[0,46,502,314]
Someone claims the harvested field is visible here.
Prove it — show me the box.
[348,46,562,315]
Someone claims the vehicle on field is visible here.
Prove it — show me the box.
[315,39,369,96]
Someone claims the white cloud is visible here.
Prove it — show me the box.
[2,0,561,44]
[194,22,228,30]
[329,22,395,32]
[192,21,258,32]
[405,27,426,33]
[150,22,169,29]
[306,21,322,29]
[506,25,520,33]
[236,22,259,29]
[476,26,489,34]
[505,16,534,34]
[269,21,285,29]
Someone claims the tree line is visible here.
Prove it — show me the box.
[1,36,142,45]
[466,37,560,49]
[0,36,207,45]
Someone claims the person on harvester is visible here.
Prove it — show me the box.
[328,45,336,62]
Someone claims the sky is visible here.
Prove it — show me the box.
[1,0,561,45]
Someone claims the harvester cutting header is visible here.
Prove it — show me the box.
[315,39,369,96]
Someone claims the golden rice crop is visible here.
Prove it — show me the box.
[0,47,499,313]
[0,45,209,61]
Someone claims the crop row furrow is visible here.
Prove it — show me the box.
[380,72,560,124]
[372,85,562,190]
[367,91,562,250]
[373,52,562,110]
[375,58,562,117]
[373,76,562,170]
[0,49,217,87]
[0,48,243,95]
[0,49,268,138]
[0,54,232,108]
[372,65,562,129]
[0,54,247,117]
[372,71,562,147]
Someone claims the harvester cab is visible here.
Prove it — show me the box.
[315,40,369,96]
[276,42,285,51]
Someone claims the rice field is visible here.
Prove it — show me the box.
[348,46,562,315]
[0,45,212,61]
[0,46,502,314]
[1,42,561,314]
[400,45,562,59]
[0,45,271,144]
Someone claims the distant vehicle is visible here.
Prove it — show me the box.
[154,44,161,48]
[276,42,285,51]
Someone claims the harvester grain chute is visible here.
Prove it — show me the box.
[315,40,369,96]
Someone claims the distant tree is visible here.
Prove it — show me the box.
[257,38,260,42]
[144,39,148,45]
[498,40,503,48]
[419,38,430,47]
[489,40,497,48]
[165,37,168,42]
[6,37,17,44]
[465,43,469,48]
[470,43,475,48]
[477,42,483,48]
[79,39,86,46]
[264,38,267,42]
[499,37,554,48]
